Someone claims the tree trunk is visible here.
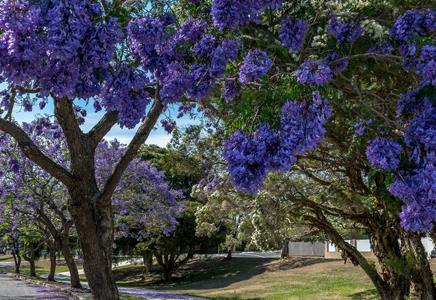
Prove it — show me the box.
[70,197,119,300]
[12,253,21,274]
[142,251,153,275]
[29,259,36,277]
[23,254,36,277]
[307,214,409,300]
[161,269,172,281]
[61,241,82,288]
[155,253,174,282]
[225,249,232,260]
[281,239,289,258]
[368,226,410,300]
[47,248,56,282]
[405,233,436,300]
[60,236,82,289]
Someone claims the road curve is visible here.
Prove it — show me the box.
[0,273,72,300]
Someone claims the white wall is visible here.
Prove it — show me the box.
[421,237,435,257]
[356,239,371,252]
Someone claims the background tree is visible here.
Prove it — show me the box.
[0,120,82,287]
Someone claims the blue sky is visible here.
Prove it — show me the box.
[12,100,199,148]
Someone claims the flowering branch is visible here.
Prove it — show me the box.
[0,118,74,187]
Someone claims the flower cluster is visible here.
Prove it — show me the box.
[224,92,331,194]
[404,100,436,154]
[211,0,248,31]
[279,17,309,53]
[101,65,150,129]
[188,64,213,100]
[161,119,177,133]
[389,153,436,232]
[280,91,332,155]
[328,15,363,45]
[127,16,170,77]
[323,52,349,75]
[396,87,424,116]
[418,45,436,86]
[223,79,241,102]
[172,17,206,45]
[295,59,332,85]
[159,62,192,104]
[239,49,272,84]
[0,0,122,99]
[193,34,217,59]
[223,127,276,194]
[210,39,240,78]
[390,9,436,42]
[211,0,282,31]
[354,119,372,137]
[366,138,403,171]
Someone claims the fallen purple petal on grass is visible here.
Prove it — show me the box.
[31,285,74,299]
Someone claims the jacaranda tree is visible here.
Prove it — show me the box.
[0,118,183,290]
[0,119,82,287]
[0,0,434,299]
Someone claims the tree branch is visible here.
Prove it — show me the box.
[0,118,74,187]
[99,99,164,203]
[87,111,119,148]
[54,97,86,172]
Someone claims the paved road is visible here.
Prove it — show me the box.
[0,273,72,299]
[231,251,281,258]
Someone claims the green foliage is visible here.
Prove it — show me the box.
[139,144,204,194]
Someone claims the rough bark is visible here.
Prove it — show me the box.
[61,239,82,289]
[70,196,119,300]
[155,248,194,282]
[367,221,410,300]
[142,251,153,274]
[23,254,36,277]
[47,248,57,282]
[155,253,175,281]
[281,239,289,258]
[405,233,436,300]
[306,213,409,300]
[12,252,21,274]
[225,249,232,260]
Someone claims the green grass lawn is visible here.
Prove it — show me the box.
[113,257,379,300]
[0,257,75,277]
[0,255,14,262]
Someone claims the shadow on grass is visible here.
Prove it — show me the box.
[118,257,272,291]
[349,288,379,299]
[0,256,14,262]
[0,264,47,278]
[116,257,336,293]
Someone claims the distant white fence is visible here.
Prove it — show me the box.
[327,237,435,257]
[288,241,324,257]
